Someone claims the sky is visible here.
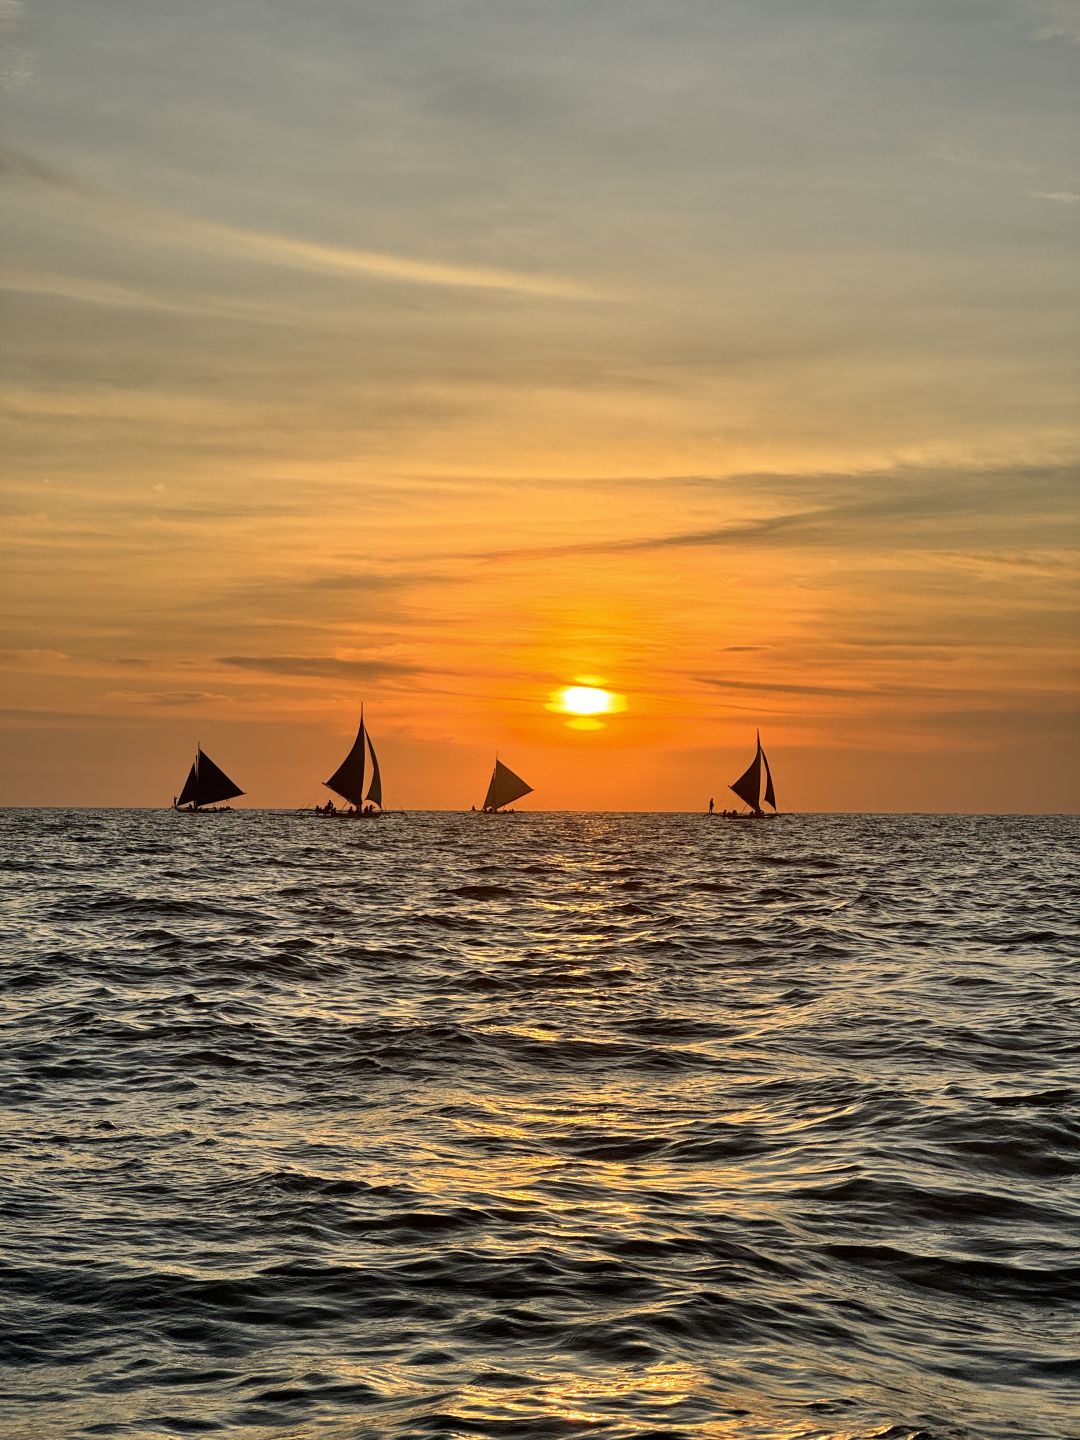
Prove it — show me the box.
[1,0,1078,810]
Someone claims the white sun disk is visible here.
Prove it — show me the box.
[560,685,612,716]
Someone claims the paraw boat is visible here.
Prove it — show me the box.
[316,707,383,817]
[719,731,778,819]
[172,746,244,812]
[478,757,532,814]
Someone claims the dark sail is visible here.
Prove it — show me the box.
[325,717,367,807]
[729,734,763,810]
[177,748,244,808]
[762,746,777,810]
[483,758,532,811]
[177,761,199,808]
[365,730,383,808]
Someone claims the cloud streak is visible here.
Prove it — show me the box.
[219,654,430,681]
[461,464,1078,562]
[3,144,601,301]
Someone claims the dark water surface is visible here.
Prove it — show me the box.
[1,810,1077,1440]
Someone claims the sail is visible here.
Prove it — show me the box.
[483,758,532,811]
[729,735,763,810]
[364,728,383,808]
[762,745,777,810]
[177,761,199,808]
[325,718,368,807]
[178,748,244,808]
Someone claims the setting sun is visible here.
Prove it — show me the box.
[558,685,614,716]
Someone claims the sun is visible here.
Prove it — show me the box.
[547,679,627,729]
[558,684,613,716]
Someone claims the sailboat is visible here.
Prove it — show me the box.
[317,706,384,817]
[721,731,778,819]
[478,756,532,814]
[172,746,244,812]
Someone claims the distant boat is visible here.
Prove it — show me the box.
[317,706,384,817]
[478,756,532,814]
[172,746,244,812]
[721,731,778,819]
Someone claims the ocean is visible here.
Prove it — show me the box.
[1,810,1077,1440]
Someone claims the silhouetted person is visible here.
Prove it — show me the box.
[708,797,714,813]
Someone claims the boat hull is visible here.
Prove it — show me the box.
[309,810,384,819]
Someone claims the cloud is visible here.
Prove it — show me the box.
[0,267,314,329]
[219,654,429,681]
[698,676,865,698]
[1029,188,1080,204]
[3,144,601,301]
[299,572,423,594]
[0,145,78,187]
[463,463,1078,562]
[0,647,70,667]
[104,689,229,706]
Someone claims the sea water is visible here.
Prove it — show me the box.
[1,810,1077,1439]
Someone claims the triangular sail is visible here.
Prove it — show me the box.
[483,758,532,811]
[364,729,383,808]
[195,751,244,807]
[177,748,244,808]
[177,762,199,808]
[325,718,367,807]
[729,734,763,810]
[762,746,777,810]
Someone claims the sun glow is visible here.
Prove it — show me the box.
[558,685,613,716]
[547,679,627,731]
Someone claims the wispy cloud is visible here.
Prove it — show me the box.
[3,144,602,301]
[461,463,1078,563]
[0,266,314,328]
[104,689,229,706]
[219,654,430,681]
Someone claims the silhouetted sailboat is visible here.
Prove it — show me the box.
[172,746,244,812]
[317,706,383,817]
[723,731,778,819]
[479,757,532,814]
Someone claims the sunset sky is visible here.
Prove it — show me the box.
[2,0,1077,810]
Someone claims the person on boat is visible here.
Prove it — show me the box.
[708,797,714,814]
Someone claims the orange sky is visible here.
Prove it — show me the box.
[2,2,1077,810]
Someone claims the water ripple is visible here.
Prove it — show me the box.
[0,810,1077,1439]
